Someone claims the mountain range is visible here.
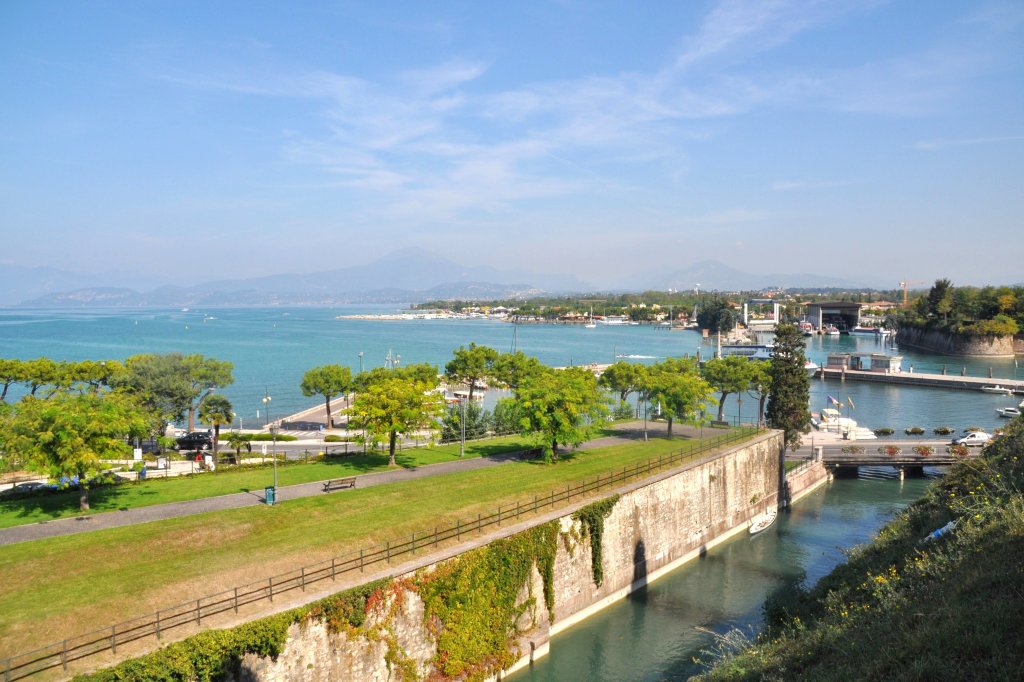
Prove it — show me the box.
[3,249,881,308]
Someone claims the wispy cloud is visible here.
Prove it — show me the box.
[914,135,1024,151]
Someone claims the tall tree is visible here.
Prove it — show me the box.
[0,359,26,402]
[515,367,608,462]
[491,351,544,391]
[115,353,233,434]
[746,361,773,427]
[182,355,234,431]
[696,297,738,334]
[642,358,713,438]
[347,378,445,466]
[701,356,756,422]
[0,392,148,511]
[198,394,234,467]
[598,362,649,403]
[445,343,500,400]
[354,363,440,391]
[765,323,811,450]
[300,364,354,428]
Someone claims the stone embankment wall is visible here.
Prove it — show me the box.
[236,431,785,681]
[896,327,1015,357]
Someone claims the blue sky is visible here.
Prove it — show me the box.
[1,0,1022,289]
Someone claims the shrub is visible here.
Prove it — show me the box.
[947,444,971,458]
[874,428,895,436]
[933,426,954,435]
[841,446,865,454]
[913,445,935,456]
[904,426,925,435]
[249,433,298,442]
[878,445,902,457]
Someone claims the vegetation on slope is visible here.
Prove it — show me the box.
[700,417,1024,681]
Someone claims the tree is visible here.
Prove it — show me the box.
[0,359,26,402]
[346,378,445,466]
[598,362,649,404]
[642,358,713,438]
[701,356,756,422]
[115,353,233,435]
[300,364,354,428]
[0,392,148,510]
[441,400,491,442]
[696,297,738,334]
[445,343,499,400]
[491,352,544,391]
[23,357,59,397]
[224,431,251,464]
[746,361,773,427]
[765,323,811,450]
[492,397,523,435]
[198,394,233,467]
[515,367,608,462]
[354,363,440,391]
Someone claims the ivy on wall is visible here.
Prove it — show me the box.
[572,494,620,587]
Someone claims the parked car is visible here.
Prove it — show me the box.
[175,431,214,451]
[951,431,992,447]
[0,481,57,499]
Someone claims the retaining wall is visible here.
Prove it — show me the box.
[235,431,785,681]
[895,327,1015,357]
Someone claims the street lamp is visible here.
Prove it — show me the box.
[270,424,279,494]
[358,351,364,373]
[459,398,467,458]
[261,390,272,427]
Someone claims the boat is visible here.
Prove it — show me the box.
[805,360,820,376]
[823,324,840,336]
[798,321,815,337]
[997,406,1021,418]
[584,304,596,329]
[597,316,631,326]
[850,326,891,337]
[720,343,774,361]
[980,385,1014,395]
[749,508,778,534]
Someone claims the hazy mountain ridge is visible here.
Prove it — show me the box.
[6,251,888,308]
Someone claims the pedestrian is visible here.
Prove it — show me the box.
[910,365,914,373]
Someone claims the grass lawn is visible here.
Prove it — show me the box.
[0,427,760,657]
[0,433,540,529]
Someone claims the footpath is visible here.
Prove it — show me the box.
[0,423,671,547]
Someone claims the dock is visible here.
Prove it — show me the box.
[816,367,1024,395]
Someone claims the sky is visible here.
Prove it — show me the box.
[1,0,1022,290]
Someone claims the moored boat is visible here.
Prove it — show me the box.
[850,325,891,337]
[980,385,1014,395]
[749,508,778,534]
[997,406,1021,418]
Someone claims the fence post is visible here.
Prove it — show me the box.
[61,640,67,671]
[477,513,482,533]
[331,557,336,581]
[412,532,416,556]
[301,567,306,591]
[360,548,364,573]
[5,656,10,682]
[234,587,239,613]
[196,599,201,625]
[434,526,438,547]
[268,577,273,602]
[111,625,117,655]
[534,494,538,512]
[457,519,461,540]
[156,610,161,640]
[386,541,391,564]
[517,500,520,518]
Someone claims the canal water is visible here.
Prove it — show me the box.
[509,471,935,682]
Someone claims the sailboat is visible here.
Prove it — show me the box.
[585,303,596,329]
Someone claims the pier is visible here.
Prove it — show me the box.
[816,366,1024,394]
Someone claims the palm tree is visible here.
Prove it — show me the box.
[198,394,233,468]
[224,431,251,465]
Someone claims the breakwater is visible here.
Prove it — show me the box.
[895,326,1016,357]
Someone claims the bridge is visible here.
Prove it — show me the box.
[799,439,984,478]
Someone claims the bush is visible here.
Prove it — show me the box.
[933,426,954,435]
[874,428,895,436]
[913,445,935,456]
[904,426,925,435]
[323,434,354,443]
[248,433,298,442]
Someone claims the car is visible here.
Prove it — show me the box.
[175,431,213,451]
[951,431,992,447]
[0,481,57,499]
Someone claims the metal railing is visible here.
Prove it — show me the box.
[1,426,763,680]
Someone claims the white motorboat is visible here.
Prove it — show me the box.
[720,343,774,360]
[823,324,840,336]
[997,406,1021,418]
[749,508,778,534]
[805,360,819,376]
[980,385,1014,395]
[850,326,891,337]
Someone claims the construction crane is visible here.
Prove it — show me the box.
[898,280,927,308]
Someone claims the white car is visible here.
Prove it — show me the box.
[951,431,992,447]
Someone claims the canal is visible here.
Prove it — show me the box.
[510,471,934,681]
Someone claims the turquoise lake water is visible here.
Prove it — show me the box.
[0,306,1018,433]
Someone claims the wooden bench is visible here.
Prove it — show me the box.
[322,477,356,492]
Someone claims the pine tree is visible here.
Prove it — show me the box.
[765,323,811,450]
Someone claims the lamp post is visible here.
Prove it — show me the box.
[270,424,279,493]
[261,390,272,427]
[643,392,649,442]
[358,351,364,373]
[459,398,466,458]
[736,392,742,427]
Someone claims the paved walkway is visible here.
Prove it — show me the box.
[0,422,688,546]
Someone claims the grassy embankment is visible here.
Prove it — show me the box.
[0,426,759,658]
[0,433,540,529]
[701,418,1024,682]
